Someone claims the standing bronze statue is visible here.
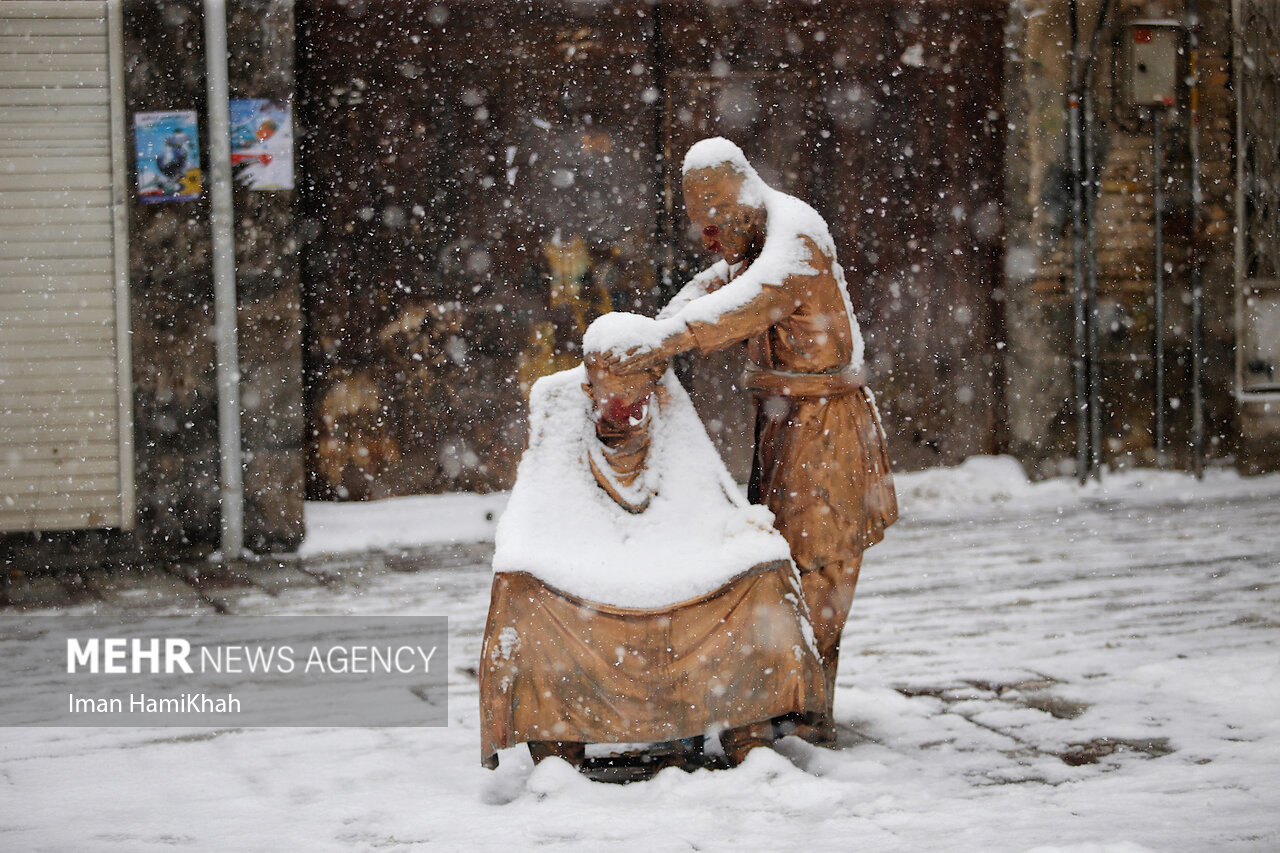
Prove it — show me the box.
[607,138,898,741]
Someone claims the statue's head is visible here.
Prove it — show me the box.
[681,138,767,265]
[582,313,667,429]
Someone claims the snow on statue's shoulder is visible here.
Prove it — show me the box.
[493,365,792,609]
[674,186,863,367]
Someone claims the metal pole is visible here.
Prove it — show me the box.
[1084,90,1103,478]
[1068,0,1090,484]
[651,0,674,302]
[1083,0,1114,479]
[1187,0,1205,477]
[1230,0,1247,406]
[1152,107,1167,464]
[204,0,244,559]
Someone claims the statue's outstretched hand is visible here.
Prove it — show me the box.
[600,320,694,375]
[602,344,664,375]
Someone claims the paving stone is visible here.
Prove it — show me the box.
[235,560,321,597]
[1,574,82,610]
[299,553,388,587]
[81,566,208,611]
[164,562,260,615]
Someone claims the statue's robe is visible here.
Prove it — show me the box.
[660,190,898,573]
[658,186,898,714]
[479,367,826,768]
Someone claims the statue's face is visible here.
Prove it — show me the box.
[584,356,662,428]
[682,166,763,265]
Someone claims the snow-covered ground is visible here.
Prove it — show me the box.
[3,458,1279,852]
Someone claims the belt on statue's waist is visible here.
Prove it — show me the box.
[743,365,865,398]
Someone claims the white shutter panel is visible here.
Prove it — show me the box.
[0,0,133,532]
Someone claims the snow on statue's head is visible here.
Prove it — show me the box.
[582,313,667,428]
[681,137,767,208]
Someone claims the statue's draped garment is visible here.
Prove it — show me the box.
[479,367,826,768]
[660,188,898,572]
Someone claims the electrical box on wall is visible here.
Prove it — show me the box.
[1120,20,1183,107]
[1240,280,1280,395]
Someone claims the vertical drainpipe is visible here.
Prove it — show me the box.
[204,0,244,559]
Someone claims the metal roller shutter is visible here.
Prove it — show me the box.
[0,0,132,532]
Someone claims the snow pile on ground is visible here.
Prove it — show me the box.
[300,490,507,557]
[492,366,789,608]
[897,455,1275,519]
[300,453,1275,558]
[895,454,1038,513]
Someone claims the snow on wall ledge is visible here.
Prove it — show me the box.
[301,455,1280,560]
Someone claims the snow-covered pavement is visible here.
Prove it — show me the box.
[2,460,1279,852]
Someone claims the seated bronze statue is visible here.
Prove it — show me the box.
[479,312,827,771]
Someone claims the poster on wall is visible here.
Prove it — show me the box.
[134,110,202,203]
[229,99,294,190]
